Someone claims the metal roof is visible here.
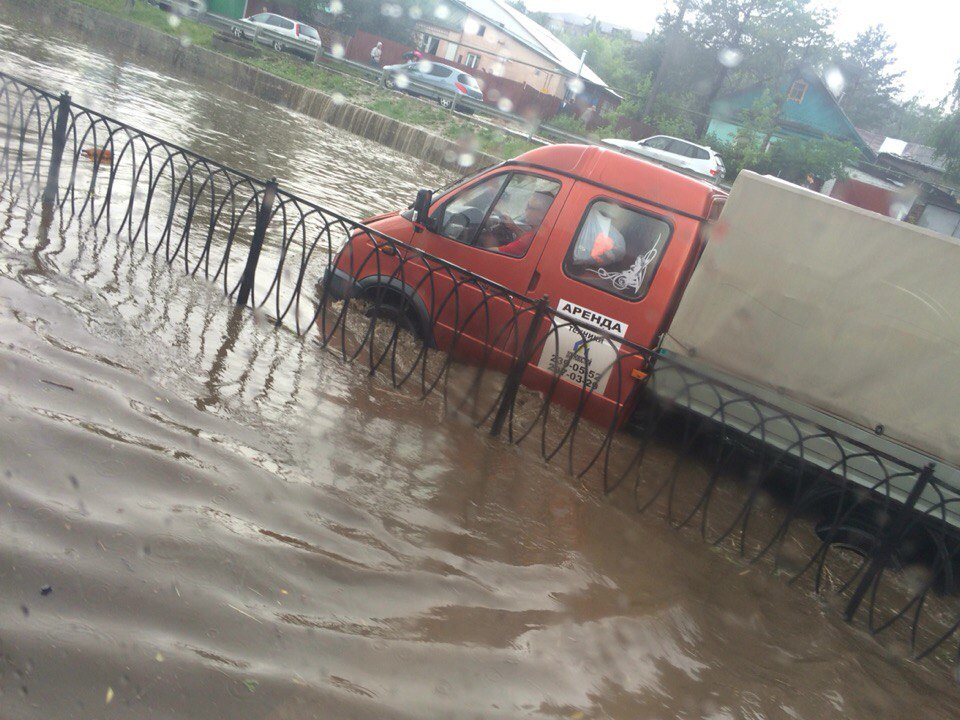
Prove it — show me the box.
[450,0,611,90]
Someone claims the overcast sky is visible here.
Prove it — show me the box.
[523,0,958,105]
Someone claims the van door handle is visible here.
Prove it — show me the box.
[526,269,541,293]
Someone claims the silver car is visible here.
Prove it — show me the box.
[234,12,322,57]
[382,61,484,108]
[603,135,725,182]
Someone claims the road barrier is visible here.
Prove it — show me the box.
[2,69,959,667]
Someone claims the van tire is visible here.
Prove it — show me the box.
[360,287,425,340]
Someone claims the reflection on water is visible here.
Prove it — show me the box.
[0,9,958,720]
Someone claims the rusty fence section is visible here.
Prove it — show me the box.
[2,70,959,665]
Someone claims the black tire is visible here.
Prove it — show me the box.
[232,26,243,39]
[438,96,453,109]
[384,76,397,90]
[273,40,283,52]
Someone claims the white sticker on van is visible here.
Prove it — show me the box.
[536,299,628,394]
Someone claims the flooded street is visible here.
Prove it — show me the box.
[1,12,958,720]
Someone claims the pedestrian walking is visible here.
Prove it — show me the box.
[370,42,383,67]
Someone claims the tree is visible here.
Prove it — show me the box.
[685,0,835,136]
[932,61,960,181]
[836,26,905,131]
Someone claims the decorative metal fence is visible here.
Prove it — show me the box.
[2,69,959,666]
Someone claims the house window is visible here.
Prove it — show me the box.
[465,53,480,69]
[418,33,441,55]
[477,24,486,36]
[787,80,808,103]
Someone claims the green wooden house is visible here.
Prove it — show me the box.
[707,67,873,157]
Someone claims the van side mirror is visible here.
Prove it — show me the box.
[413,188,433,231]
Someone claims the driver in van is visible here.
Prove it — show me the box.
[480,190,555,257]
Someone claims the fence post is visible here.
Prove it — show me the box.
[490,295,549,438]
[842,463,936,621]
[236,178,277,308]
[42,91,71,205]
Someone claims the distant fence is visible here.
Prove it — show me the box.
[3,70,959,667]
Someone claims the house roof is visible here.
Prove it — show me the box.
[449,0,613,92]
[546,12,647,41]
[855,127,948,173]
[711,67,873,156]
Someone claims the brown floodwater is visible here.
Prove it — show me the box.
[0,9,959,720]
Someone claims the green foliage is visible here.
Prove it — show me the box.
[76,0,214,46]
[932,112,960,182]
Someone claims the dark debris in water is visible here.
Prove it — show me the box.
[39,585,52,597]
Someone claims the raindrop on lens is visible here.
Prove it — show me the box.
[331,92,346,105]
[331,43,345,59]
[168,14,181,29]
[395,73,410,89]
[824,66,845,97]
[408,5,422,19]
[381,3,402,18]
[718,47,743,68]
[434,4,450,20]
[463,18,480,34]
[180,36,192,48]
[566,77,585,95]
[457,152,475,167]
[496,97,513,113]
[328,0,343,13]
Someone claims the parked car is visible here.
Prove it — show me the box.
[233,12,322,58]
[145,0,204,17]
[382,61,484,108]
[603,135,725,181]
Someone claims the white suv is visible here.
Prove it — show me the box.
[603,135,725,181]
[235,12,322,56]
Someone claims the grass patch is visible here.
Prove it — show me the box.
[243,55,364,97]
[366,96,450,128]
[75,0,214,47]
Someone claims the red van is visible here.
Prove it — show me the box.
[326,144,727,424]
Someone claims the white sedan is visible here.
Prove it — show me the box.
[603,135,725,181]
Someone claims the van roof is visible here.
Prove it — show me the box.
[511,144,725,221]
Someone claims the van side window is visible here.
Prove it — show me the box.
[476,174,561,257]
[563,200,671,300]
[435,175,507,244]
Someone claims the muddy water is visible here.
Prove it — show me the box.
[0,13,959,720]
